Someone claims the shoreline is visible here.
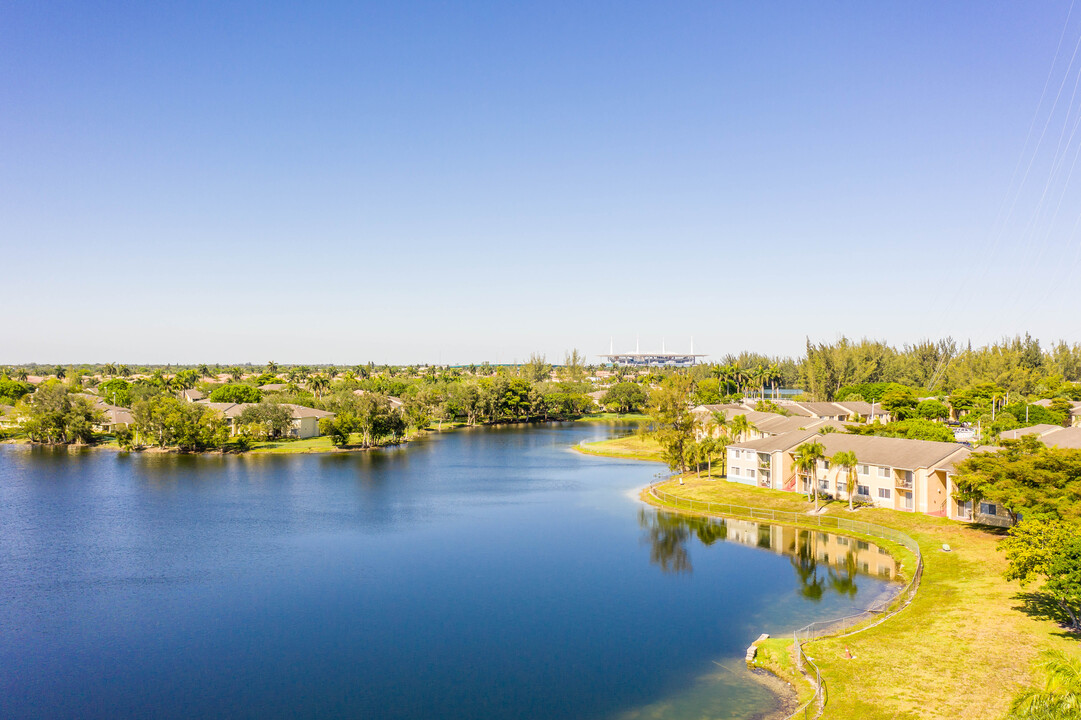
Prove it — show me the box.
[0,413,646,457]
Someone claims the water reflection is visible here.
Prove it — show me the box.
[639,511,898,599]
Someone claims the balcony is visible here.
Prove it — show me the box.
[895,471,914,491]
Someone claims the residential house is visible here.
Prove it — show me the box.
[181,389,206,403]
[998,424,1063,441]
[195,401,334,439]
[1033,398,1081,426]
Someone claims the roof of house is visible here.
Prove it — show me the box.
[754,415,847,436]
[729,429,823,453]
[281,404,335,419]
[731,429,967,470]
[787,401,852,418]
[832,400,889,416]
[198,402,251,417]
[813,433,966,470]
[999,424,1063,440]
[181,389,206,401]
[1040,426,1081,450]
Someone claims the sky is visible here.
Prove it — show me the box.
[4,1,1081,365]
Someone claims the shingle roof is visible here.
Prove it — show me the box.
[812,433,966,470]
[832,401,889,416]
[729,429,823,453]
[281,404,335,419]
[1040,426,1081,450]
[732,429,966,469]
[999,424,1063,440]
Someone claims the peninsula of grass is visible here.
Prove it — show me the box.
[575,434,664,462]
[642,475,1077,720]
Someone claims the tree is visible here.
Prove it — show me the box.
[916,399,949,421]
[132,396,228,451]
[602,382,648,413]
[794,440,826,512]
[1001,518,1081,631]
[523,353,551,383]
[208,384,262,404]
[728,413,758,442]
[20,383,102,445]
[954,436,1081,523]
[881,387,918,420]
[846,418,955,442]
[647,375,698,481]
[0,376,34,405]
[98,379,133,407]
[831,450,859,510]
[237,402,293,440]
[308,374,330,399]
[561,349,587,382]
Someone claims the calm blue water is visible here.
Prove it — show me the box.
[0,423,898,719]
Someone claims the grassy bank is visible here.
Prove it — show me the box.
[642,475,1077,720]
[575,434,665,462]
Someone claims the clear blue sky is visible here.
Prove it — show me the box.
[4,1,1080,365]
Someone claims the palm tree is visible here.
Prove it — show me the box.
[831,450,859,511]
[54,365,66,380]
[729,413,757,442]
[710,410,727,437]
[767,363,782,400]
[308,374,330,399]
[266,361,278,374]
[1009,649,1081,720]
[13,368,28,381]
[794,440,826,512]
[197,364,212,379]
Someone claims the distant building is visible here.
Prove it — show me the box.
[598,338,706,367]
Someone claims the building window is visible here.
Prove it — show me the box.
[957,500,973,518]
[857,484,870,496]
[731,466,741,477]
[837,536,849,546]
[747,469,756,479]
[859,464,869,475]
[904,491,913,510]
[837,480,847,492]
[818,478,829,490]
[878,488,891,499]
[980,502,997,516]
[878,466,890,478]
[857,540,870,550]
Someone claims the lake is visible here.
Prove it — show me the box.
[0,423,898,719]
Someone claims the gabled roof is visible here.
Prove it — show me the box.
[1040,426,1081,450]
[787,401,851,418]
[281,404,335,419]
[729,429,823,453]
[813,433,966,470]
[832,400,889,416]
[181,389,206,401]
[999,424,1063,440]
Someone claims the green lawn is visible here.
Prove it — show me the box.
[575,412,651,423]
[644,476,1078,720]
[575,434,665,462]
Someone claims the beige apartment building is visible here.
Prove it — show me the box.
[726,430,1011,526]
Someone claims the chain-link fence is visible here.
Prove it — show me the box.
[647,482,924,720]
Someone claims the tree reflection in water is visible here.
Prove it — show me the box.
[637,509,727,574]
[639,510,889,599]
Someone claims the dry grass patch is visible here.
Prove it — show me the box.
[576,435,665,462]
